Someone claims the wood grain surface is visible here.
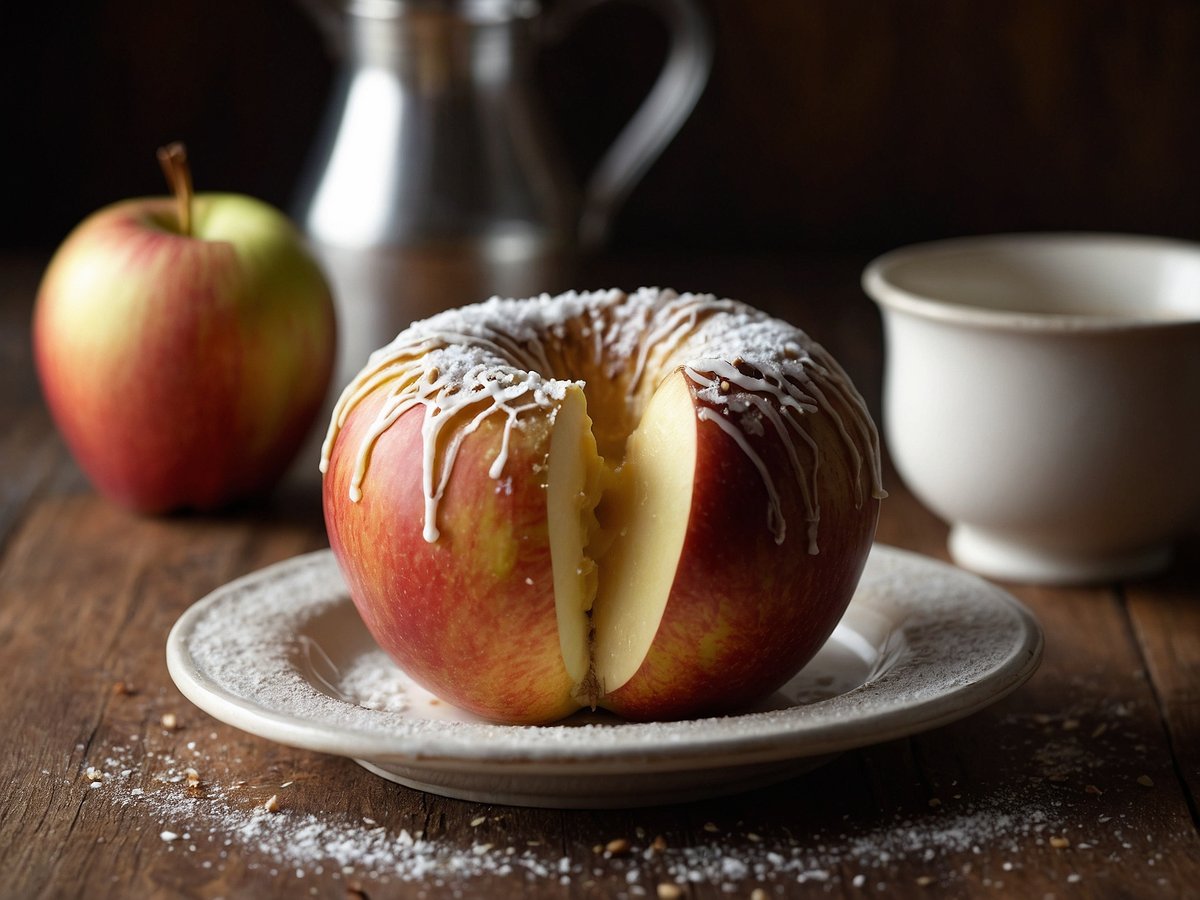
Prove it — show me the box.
[1,253,1198,899]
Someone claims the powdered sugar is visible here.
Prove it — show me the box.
[65,687,1179,896]
[333,649,413,714]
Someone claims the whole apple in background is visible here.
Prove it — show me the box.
[33,144,337,513]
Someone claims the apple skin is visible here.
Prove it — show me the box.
[323,390,579,725]
[34,194,336,513]
[599,390,880,721]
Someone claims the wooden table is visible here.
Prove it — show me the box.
[2,251,1197,899]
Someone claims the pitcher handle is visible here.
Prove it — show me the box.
[547,0,713,251]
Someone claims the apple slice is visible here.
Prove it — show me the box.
[545,385,604,700]
[544,373,699,711]
[589,370,696,697]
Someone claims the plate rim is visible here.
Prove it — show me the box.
[166,545,1043,772]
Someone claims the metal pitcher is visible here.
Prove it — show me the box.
[293,0,712,390]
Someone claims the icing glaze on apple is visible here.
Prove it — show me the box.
[320,288,885,549]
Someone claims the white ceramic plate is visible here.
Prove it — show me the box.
[166,545,1042,808]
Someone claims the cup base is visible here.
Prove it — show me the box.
[948,525,1172,585]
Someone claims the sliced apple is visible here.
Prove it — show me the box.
[544,372,704,708]
[326,341,879,724]
[542,365,876,721]
[545,385,603,695]
[589,370,697,697]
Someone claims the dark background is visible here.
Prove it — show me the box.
[4,0,1200,255]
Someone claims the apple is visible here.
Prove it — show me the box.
[33,144,336,513]
[322,298,882,724]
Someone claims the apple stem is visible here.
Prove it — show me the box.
[156,143,194,237]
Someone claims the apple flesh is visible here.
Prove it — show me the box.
[324,359,881,724]
[34,166,336,513]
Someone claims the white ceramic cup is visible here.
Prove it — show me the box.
[864,233,1200,584]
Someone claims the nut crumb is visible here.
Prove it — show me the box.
[702,822,719,833]
[263,794,280,812]
[650,835,668,852]
[928,798,942,808]
[183,767,203,796]
[111,680,136,696]
[1137,775,1154,788]
[1090,723,1108,739]
[750,890,769,900]
[160,713,179,730]
[1084,784,1103,795]
[916,875,934,886]
[605,838,630,856]
[656,884,683,900]
[1061,718,1080,731]
[1049,836,1070,849]
[84,766,103,782]
[345,881,369,899]
[470,816,487,827]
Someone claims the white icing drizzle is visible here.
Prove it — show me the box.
[320,289,886,549]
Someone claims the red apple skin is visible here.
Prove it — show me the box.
[600,392,880,722]
[33,196,335,513]
[323,390,579,725]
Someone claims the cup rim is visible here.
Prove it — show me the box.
[863,232,1200,333]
